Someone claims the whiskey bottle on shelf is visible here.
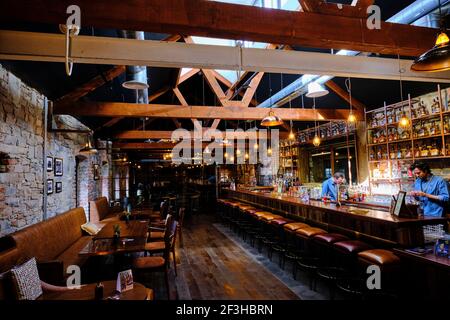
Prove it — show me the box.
[387,110,394,124]
[430,120,436,135]
[377,147,382,160]
[369,148,375,161]
[431,97,441,114]
[414,144,421,158]
[390,145,397,159]
[444,117,450,134]
[430,142,440,157]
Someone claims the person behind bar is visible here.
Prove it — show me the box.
[321,172,345,201]
[408,162,449,217]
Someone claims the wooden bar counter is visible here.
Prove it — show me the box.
[224,189,447,247]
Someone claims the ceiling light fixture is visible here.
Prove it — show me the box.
[411,0,450,72]
[306,82,329,98]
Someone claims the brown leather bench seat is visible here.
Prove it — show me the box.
[89,197,121,223]
[0,207,93,299]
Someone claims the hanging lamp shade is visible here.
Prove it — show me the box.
[306,82,329,98]
[261,110,283,127]
[79,140,98,154]
[411,31,450,72]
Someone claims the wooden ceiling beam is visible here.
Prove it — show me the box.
[54,102,360,121]
[299,0,373,18]
[55,65,125,107]
[113,130,289,140]
[0,0,437,57]
[324,80,366,112]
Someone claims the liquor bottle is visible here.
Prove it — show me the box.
[431,97,440,114]
[398,146,404,159]
[390,145,397,159]
[369,148,375,161]
[394,128,399,141]
[415,144,421,158]
[431,142,439,157]
[95,282,104,300]
[430,120,436,135]
[387,110,394,124]
[377,147,382,160]
[388,128,393,142]
[405,145,412,158]
[372,131,378,144]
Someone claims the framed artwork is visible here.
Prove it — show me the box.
[47,179,54,194]
[55,182,62,193]
[46,157,53,172]
[93,164,100,180]
[54,158,63,176]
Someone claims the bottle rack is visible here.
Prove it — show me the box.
[297,121,356,145]
[366,84,450,195]
[279,139,299,178]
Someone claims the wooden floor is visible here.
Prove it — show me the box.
[172,213,300,300]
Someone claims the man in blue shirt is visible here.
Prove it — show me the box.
[321,172,345,201]
[409,162,449,217]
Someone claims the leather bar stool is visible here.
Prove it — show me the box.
[294,227,327,290]
[357,249,401,298]
[333,240,372,273]
[313,233,351,299]
[268,217,295,268]
[236,204,256,239]
[282,222,310,276]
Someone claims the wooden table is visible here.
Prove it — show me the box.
[41,280,149,300]
[79,220,149,257]
[94,220,148,240]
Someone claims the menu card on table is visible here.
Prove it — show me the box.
[116,269,134,292]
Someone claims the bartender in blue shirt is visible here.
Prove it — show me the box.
[408,162,449,217]
[321,172,345,201]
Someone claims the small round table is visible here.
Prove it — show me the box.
[42,280,149,300]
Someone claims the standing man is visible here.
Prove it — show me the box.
[321,172,345,201]
[409,162,449,217]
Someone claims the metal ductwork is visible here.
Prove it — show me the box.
[258,0,450,109]
[120,30,149,104]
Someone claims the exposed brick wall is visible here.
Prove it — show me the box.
[0,64,112,236]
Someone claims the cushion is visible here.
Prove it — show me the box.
[270,218,294,226]
[333,240,372,254]
[358,249,400,266]
[149,231,164,240]
[295,227,327,238]
[81,222,104,235]
[144,242,165,252]
[133,256,165,269]
[10,257,43,300]
[284,222,310,231]
[313,233,349,244]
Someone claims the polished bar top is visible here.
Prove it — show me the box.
[227,189,447,226]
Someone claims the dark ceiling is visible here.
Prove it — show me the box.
[0,0,448,135]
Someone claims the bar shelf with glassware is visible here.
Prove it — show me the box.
[365,85,450,195]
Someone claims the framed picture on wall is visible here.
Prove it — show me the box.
[54,158,63,176]
[93,164,100,180]
[47,179,54,194]
[46,157,53,172]
[55,182,62,193]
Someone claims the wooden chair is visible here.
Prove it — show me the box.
[133,219,178,300]
[176,207,185,247]
[144,216,179,276]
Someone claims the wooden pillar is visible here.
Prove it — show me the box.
[356,120,369,184]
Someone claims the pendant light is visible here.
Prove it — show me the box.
[398,55,411,129]
[411,0,450,72]
[79,133,98,154]
[345,78,357,123]
[312,98,321,147]
[261,74,284,127]
[306,82,329,98]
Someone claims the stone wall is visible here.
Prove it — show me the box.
[0,64,112,236]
